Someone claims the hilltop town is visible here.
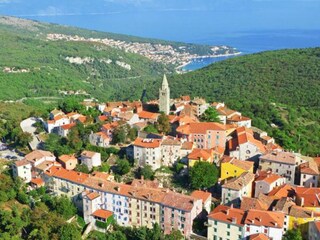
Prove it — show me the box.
[2,75,320,240]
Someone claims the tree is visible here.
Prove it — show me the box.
[113,125,129,144]
[138,165,154,180]
[164,229,184,240]
[16,131,33,147]
[58,223,82,240]
[53,196,77,219]
[58,97,84,113]
[147,223,162,240]
[189,162,219,189]
[200,107,221,123]
[115,159,131,175]
[156,113,171,134]
[75,164,90,174]
[143,124,159,134]
[282,228,303,240]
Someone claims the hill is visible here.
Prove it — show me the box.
[0,16,236,101]
[169,48,320,155]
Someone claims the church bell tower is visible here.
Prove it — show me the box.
[159,74,170,114]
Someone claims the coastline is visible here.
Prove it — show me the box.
[175,51,242,73]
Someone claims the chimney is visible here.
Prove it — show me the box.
[232,217,237,224]
[99,182,104,187]
[274,222,278,227]
[300,197,305,207]
[230,204,234,209]
[78,172,82,176]
[311,211,314,218]
[226,209,229,215]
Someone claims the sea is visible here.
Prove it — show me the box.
[182,29,320,71]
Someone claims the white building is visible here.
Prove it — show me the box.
[79,151,102,171]
[12,160,32,183]
[207,205,245,240]
[254,171,287,198]
[133,137,162,170]
[298,160,319,187]
[229,127,266,161]
[243,209,286,240]
[89,132,111,148]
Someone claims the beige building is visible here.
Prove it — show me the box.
[161,138,182,166]
[79,151,102,171]
[259,151,298,184]
[221,172,255,207]
[58,154,78,170]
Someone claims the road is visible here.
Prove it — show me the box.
[20,117,42,150]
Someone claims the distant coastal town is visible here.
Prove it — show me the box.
[46,33,240,72]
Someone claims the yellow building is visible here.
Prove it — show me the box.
[220,156,254,181]
[288,206,320,238]
[188,148,213,167]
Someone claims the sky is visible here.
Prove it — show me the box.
[0,0,319,47]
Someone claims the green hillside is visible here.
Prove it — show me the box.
[0,28,167,101]
[169,48,320,155]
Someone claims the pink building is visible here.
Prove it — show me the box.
[176,122,226,150]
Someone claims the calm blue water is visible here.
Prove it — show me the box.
[183,29,320,70]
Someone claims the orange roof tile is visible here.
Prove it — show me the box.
[244,209,285,228]
[30,178,44,186]
[102,122,119,130]
[249,233,270,240]
[295,187,320,207]
[92,209,113,219]
[255,171,282,184]
[181,141,194,150]
[86,191,100,200]
[98,115,109,122]
[61,123,76,130]
[138,111,159,120]
[133,137,161,148]
[59,154,77,163]
[208,205,245,226]
[240,197,270,211]
[45,166,89,184]
[299,161,319,175]
[177,122,226,135]
[228,115,251,122]
[190,190,211,202]
[24,150,55,162]
[268,184,295,199]
[188,148,212,161]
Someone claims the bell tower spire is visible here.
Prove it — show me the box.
[159,74,170,114]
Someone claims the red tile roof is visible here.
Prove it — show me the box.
[191,190,211,202]
[255,171,282,184]
[240,197,270,211]
[244,209,285,228]
[59,154,77,163]
[176,122,226,135]
[268,184,295,199]
[92,209,113,219]
[208,205,245,226]
[30,178,44,186]
[133,137,161,148]
[188,149,213,161]
[14,159,31,167]
[138,111,159,120]
[299,160,319,175]
[86,191,100,200]
[249,233,270,240]
[222,157,254,171]
[222,172,255,191]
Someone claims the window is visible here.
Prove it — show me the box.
[227,224,230,229]
[227,232,230,236]
[214,228,217,232]
[214,221,217,225]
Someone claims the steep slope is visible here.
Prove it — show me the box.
[170,48,320,107]
[169,48,320,155]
